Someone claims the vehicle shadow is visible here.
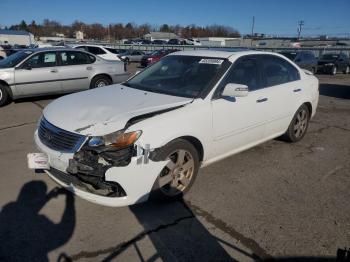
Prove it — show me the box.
[263,256,337,261]
[100,196,259,262]
[0,180,75,262]
[319,83,350,99]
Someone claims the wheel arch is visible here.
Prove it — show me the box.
[178,136,204,162]
[303,102,312,117]
[91,73,113,83]
[0,80,13,98]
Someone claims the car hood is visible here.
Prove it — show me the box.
[43,84,193,136]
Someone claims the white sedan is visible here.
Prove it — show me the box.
[28,50,319,207]
[73,44,121,61]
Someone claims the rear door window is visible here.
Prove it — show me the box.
[261,55,300,87]
[59,51,95,65]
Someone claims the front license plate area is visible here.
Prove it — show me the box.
[27,153,50,170]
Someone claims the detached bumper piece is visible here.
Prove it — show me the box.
[65,146,134,197]
[50,168,126,197]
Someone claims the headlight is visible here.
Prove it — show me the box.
[88,130,142,148]
[325,63,334,66]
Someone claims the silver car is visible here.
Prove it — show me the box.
[0,48,129,106]
[118,50,145,63]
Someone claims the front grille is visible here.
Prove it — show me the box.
[38,117,86,153]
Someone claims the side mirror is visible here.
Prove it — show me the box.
[22,64,32,70]
[222,83,248,98]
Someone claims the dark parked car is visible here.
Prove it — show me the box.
[140,49,178,67]
[0,45,18,59]
[279,50,318,73]
[168,39,185,45]
[152,40,168,45]
[317,53,350,75]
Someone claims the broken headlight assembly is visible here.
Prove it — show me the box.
[66,130,142,196]
[88,130,142,149]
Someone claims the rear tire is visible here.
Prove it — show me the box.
[343,65,350,74]
[90,75,112,89]
[282,104,310,143]
[0,84,11,107]
[150,139,200,202]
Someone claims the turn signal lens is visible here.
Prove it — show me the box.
[110,131,142,148]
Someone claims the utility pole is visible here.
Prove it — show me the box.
[250,16,255,47]
[108,24,111,43]
[297,20,304,39]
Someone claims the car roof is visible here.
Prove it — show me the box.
[168,50,275,60]
[18,47,90,53]
[73,44,110,48]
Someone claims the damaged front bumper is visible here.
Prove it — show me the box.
[34,131,168,207]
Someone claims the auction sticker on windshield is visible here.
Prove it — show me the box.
[199,58,224,65]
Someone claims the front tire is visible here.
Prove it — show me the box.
[343,65,350,74]
[150,139,200,202]
[90,75,112,89]
[0,84,11,107]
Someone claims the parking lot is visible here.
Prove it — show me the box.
[0,63,349,261]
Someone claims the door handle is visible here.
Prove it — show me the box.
[86,66,93,70]
[50,68,58,73]
[293,88,302,92]
[256,98,268,103]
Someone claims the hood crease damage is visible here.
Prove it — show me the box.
[43,84,193,136]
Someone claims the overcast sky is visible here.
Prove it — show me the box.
[0,0,349,37]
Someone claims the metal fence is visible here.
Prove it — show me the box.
[1,42,350,59]
[98,43,350,58]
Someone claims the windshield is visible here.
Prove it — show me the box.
[0,51,33,68]
[321,54,339,60]
[124,55,230,98]
[280,52,297,61]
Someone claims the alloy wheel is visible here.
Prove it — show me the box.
[293,109,308,138]
[158,149,195,196]
[95,80,107,88]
